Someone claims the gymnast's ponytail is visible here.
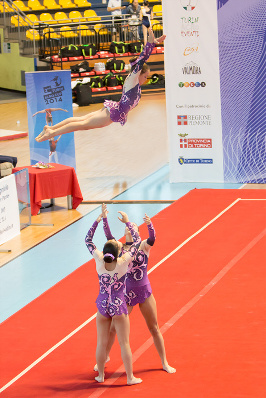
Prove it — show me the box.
[103,241,119,263]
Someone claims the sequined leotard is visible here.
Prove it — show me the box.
[103,218,156,306]
[85,220,141,317]
[103,41,155,126]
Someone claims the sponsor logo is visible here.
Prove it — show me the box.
[179,138,213,148]
[176,104,211,109]
[178,156,213,165]
[184,45,199,56]
[180,0,198,11]
[177,115,211,126]
[182,61,201,75]
[179,82,206,87]
[181,16,199,37]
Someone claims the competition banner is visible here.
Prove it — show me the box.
[26,70,76,169]
[0,174,20,246]
[162,0,224,182]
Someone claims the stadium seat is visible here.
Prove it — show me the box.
[54,11,72,23]
[153,5,162,17]
[28,0,46,10]
[69,10,86,22]
[60,26,78,37]
[94,23,109,34]
[43,0,61,9]
[40,12,57,24]
[58,0,76,8]
[0,2,13,12]
[11,15,28,27]
[84,9,101,22]
[26,28,41,40]
[27,14,39,25]
[77,24,96,37]
[13,1,30,12]
[151,19,163,31]
[74,0,91,6]
[42,27,60,39]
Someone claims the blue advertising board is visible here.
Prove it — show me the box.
[25,70,76,169]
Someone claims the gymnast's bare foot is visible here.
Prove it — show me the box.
[127,376,142,385]
[95,374,105,383]
[35,128,53,142]
[94,356,110,371]
[163,363,176,373]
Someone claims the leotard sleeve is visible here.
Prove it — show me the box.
[85,220,101,257]
[147,222,156,246]
[123,42,155,93]
[103,217,115,240]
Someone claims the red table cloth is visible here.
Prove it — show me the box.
[13,164,83,216]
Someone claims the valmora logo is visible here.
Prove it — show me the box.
[179,82,206,88]
[178,156,213,165]
[180,0,198,11]
[182,61,201,75]
[180,138,212,148]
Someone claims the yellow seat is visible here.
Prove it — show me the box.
[43,0,61,9]
[0,2,13,12]
[40,13,57,24]
[59,0,76,8]
[77,24,95,36]
[60,26,78,37]
[69,10,86,22]
[13,1,30,11]
[42,27,60,39]
[27,14,39,25]
[84,10,101,22]
[54,11,72,23]
[94,23,109,35]
[151,19,163,31]
[28,0,46,10]
[26,28,41,40]
[11,15,28,27]
[74,0,91,6]
[153,5,162,17]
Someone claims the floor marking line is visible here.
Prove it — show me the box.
[239,198,266,201]
[88,227,266,398]
[148,198,241,275]
[0,198,258,393]
[0,313,97,393]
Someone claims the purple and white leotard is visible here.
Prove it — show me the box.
[103,218,156,306]
[103,42,155,126]
[85,220,141,318]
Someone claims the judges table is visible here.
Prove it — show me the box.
[12,164,83,216]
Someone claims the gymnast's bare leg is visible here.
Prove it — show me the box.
[35,108,112,142]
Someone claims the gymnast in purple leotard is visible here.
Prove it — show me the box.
[35,29,166,142]
[95,203,176,374]
[85,210,143,385]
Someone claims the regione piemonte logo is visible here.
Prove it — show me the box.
[180,0,198,11]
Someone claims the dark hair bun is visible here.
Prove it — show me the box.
[103,254,113,263]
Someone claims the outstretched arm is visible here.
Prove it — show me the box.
[124,29,166,92]
[32,110,46,117]
[117,211,141,261]
[102,203,115,240]
[143,213,156,246]
[50,108,68,112]
[85,214,102,256]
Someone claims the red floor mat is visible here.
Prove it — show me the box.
[0,189,265,397]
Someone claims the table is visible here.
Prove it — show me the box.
[12,164,83,216]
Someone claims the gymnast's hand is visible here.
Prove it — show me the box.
[118,211,129,224]
[143,213,151,225]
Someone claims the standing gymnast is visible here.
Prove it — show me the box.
[140,1,154,46]
[35,29,166,142]
[85,210,142,385]
[97,204,176,374]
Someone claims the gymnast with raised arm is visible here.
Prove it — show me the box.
[35,29,166,142]
[95,204,176,374]
[85,210,142,385]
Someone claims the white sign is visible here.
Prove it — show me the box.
[0,174,20,246]
[162,0,224,182]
